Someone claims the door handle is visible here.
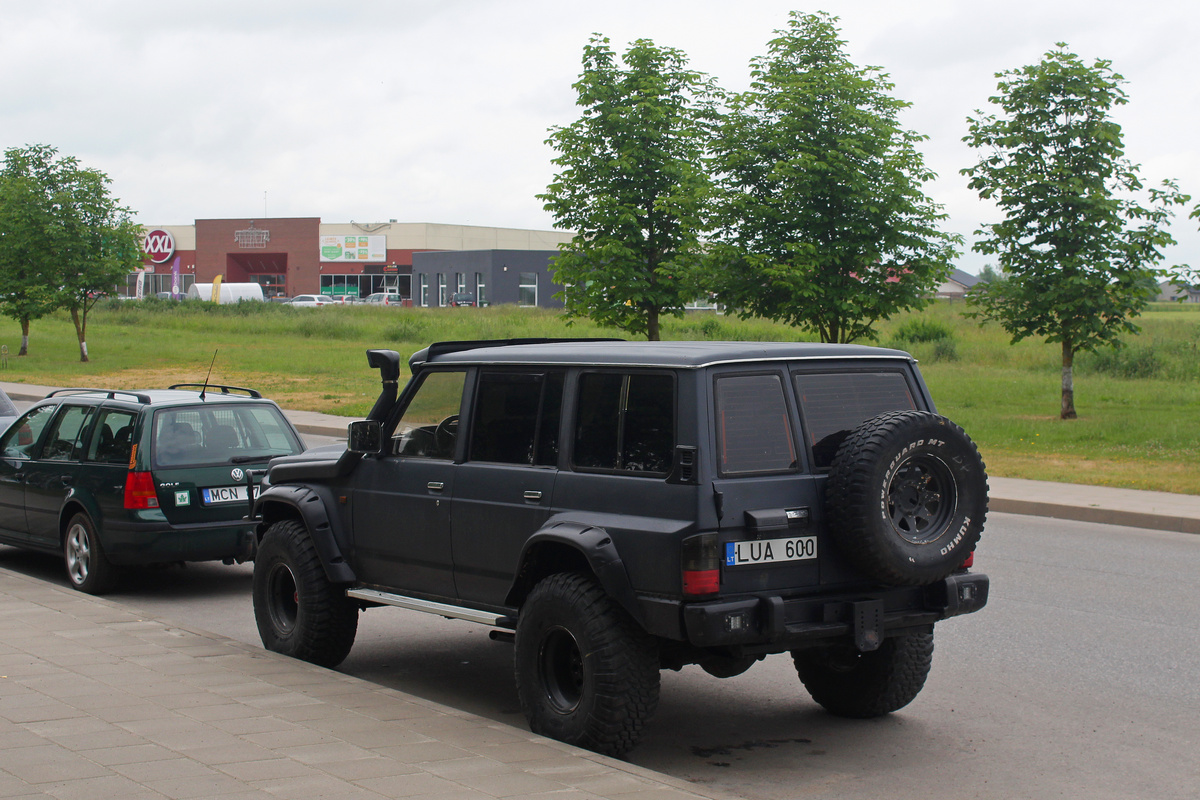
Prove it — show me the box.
[60,475,74,486]
[523,490,543,502]
[427,481,445,493]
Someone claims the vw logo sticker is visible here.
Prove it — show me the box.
[231,468,245,482]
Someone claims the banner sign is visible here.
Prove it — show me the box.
[319,235,386,263]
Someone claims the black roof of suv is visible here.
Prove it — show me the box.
[0,384,306,594]
[250,339,989,756]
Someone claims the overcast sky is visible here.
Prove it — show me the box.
[3,0,1198,276]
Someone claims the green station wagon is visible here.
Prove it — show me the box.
[0,385,306,593]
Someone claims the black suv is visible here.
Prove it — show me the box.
[251,340,989,756]
[0,385,306,594]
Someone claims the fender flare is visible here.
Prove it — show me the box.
[506,521,643,626]
[254,484,356,584]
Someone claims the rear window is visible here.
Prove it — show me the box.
[795,372,917,469]
[152,403,304,468]
[715,374,797,475]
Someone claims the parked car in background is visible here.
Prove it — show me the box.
[0,387,18,436]
[363,292,401,306]
[449,292,476,307]
[0,385,307,594]
[286,294,334,307]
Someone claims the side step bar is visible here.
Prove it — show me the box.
[346,588,516,629]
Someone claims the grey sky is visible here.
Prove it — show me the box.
[3,0,1197,276]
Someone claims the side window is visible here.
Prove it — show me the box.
[715,374,797,475]
[796,372,917,469]
[469,371,564,466]
[573,372,674,476]
[86,409,138,465]
[40,406,96,462]
[0,405,57,460]
[392,370,468,459]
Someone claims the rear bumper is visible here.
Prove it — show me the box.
[675,572,989,652]
[100,518,257,565]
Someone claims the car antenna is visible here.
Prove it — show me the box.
[200,350,218,401]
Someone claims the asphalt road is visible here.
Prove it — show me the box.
[3,508,1197,800]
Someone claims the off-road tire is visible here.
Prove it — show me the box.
[253,519,358,668]
[794,631,934,718]
[826,410,988,586]
[514,571,660,757]
[63,513,119,595]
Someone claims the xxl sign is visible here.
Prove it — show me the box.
[143,229,176,264]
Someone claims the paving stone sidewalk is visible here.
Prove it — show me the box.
[0,567,738,800]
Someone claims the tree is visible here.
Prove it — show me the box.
[540,36,716,340]
[963,46,1189,419]
[1166,202,1200,298]
[977,264,1003,284]
[0,145,143,361]
[0,145,63,355]
[706,12,959,344]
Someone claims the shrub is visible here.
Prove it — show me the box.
[891,318,954,344]
[384,318,429,343]
[1079,344,1162,379]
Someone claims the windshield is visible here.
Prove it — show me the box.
[152,403,305,468]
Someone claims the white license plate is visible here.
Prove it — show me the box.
[725,536,817,566]
[201,485,258,505]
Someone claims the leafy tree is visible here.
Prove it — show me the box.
[1166,203,1200,298]
[0,145,143,361]
[540,36,716,340]
[706,12,959,344]
[977,264,1003,283]
[963,46,1189,419]
[0,145,63,355]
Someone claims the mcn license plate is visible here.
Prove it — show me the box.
[201,485,258,505]
[726,536,817,566]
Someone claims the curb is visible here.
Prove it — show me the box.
[988,497,1200,535]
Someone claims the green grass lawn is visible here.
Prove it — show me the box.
[4,298,1198,494]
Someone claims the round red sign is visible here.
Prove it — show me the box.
[143,229,176,264]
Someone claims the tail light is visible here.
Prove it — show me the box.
[961,551,975,569]
[682,533,721,597]
[124,471,160,509]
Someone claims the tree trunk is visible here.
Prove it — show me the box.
[647,308,661,341]
[71,307,89,363]
[1060,339,1076,420]
[19,317,29,356]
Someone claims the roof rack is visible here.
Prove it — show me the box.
[409,338,624,370]
[45,388,154,404]
[167,384,263,399]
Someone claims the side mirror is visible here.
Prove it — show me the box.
[347,420,383,454]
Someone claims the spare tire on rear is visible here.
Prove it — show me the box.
[825,410,987,586]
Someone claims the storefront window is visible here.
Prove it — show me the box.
[519,272,537,307]
[475,273,487,307]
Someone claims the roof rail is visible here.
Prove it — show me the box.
[45,388,154,404]
[409,338,624,370]
[167,384,263,399]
